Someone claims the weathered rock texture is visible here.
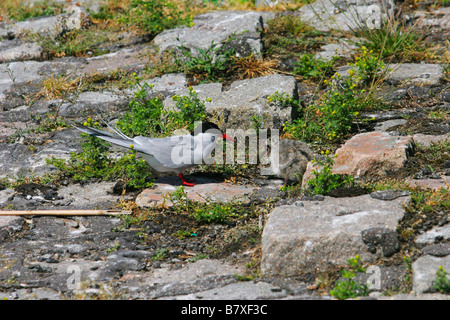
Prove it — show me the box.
[261,193,409,276]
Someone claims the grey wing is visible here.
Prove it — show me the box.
[132,135,195,169]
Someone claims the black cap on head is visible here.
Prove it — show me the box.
[191,122,221,135]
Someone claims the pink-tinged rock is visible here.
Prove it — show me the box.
[135,176,259,208]
[405,176,450,190]
[333,132,414,176]
[302,132,414,188]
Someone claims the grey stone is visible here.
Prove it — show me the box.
[374,119,408,132]
[385,63,444,86]
[370,190,410,201]
[0,129,81,178]
[119,259,247,298]
[127,73,188,98]
[361,227,400,257]
[0,4,91,39]
[0,40,44,63]
[261,194,408,276]
[163,281,288,300]
[0,59,84,101]
[412,255,450,294]
[77,47,147,76]
[315,41,357,61]
[55,182,129,209]
[413,134,450,148]
[415,223,450,247]
[298,0,395,32]
[337,63,444,86]
[153,11,266,59]
[58,91,129,117]
[67,244,86,255]
[266,138,314,183]
[0,15,61,39]
[423,243,450,257]
[0,188,15,206]
[164,74,298,129]
[416,7,450,29]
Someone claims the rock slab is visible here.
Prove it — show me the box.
[261,194,408,276]
[164,74,298,129]
[135,176,258,208]
[412,255,450,294]
[302,132,414,187]
[153,10,267,58]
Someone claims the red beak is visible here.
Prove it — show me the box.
[222,134,233,141]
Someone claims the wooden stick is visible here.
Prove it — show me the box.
[0,210,132,216]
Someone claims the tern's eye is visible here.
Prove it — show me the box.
[211,136,216,142]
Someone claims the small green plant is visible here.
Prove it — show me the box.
[106,242,120,253]
[293,53,336,80]
[170,186,250,224]
[189,254,210,262]
[263,15,328,59]
[0,0,64,22]
[432,266,450,294]
[152,248,170,261]
[403,256,413,287]
[117,83,208,137]
[307,151,354,195]
[169,86,208,131]
[284,72,382,143]
[115,0,193,34]
[348,46,386,86]
[330,255,369,300]
[351,15,426,62]
[178,40,236,83]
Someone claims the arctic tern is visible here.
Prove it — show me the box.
[73,121,232,187]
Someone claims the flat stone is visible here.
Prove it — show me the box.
[416,7,450,29]
[337,63,444,86]
[261,194,408,276]
[0,188,15,206]
[0,40,44,63]
[416,223,450,247]
[164,74,298,129]
[163,281,288,300]
[135,176,258,208]
[0,128,80,178]
[302,132,414,187]
[0,4,90,39]
[0,59,84,100]
[77,47,148,76]
[412,133,450,148]
[119,259,247,298]
[405,176,450,190]
[333,132,414,178]
[58,91,129,117]
[412,255,450,294]
[0,15,60,39]
[370,190,410,201]
[422,243,450,257]
[153,10,266,58]
[55,182,129,208]
[385,63,444,86]
[129,73,187,98]
[298,0,395,32]
[315,41,357,61]
[374,119,408,132]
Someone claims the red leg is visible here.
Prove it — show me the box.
[178,173,195,187]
